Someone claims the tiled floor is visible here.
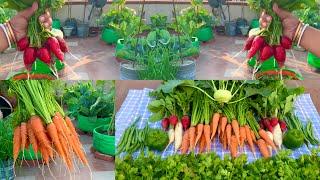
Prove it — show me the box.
[0,35,319,80]
[15,134,115,180]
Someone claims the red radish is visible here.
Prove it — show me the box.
[37,47,51,64]
[274,46,286,68]
[161,118,169,131]
[263,119,273,132]
[280,36,292,49]
[259,45,273,62]
[279,121,287,132]
[23,47,36,68]
[243,36,255,50]
[17,37,29,51]
[247,36,265,59]
[57,37,69,53]
[181,115,190,130]
[46,37,64,61]
[169,115,178,127]
[259,121,265,130]
[270,118,278,127]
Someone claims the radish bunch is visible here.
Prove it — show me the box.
[259,117,287,132]
[244,35,292,68]
[17,36,68,70]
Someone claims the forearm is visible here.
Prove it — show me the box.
[300,26,320,57]
[0,27,9,52]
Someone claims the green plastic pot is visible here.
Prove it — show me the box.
[101,28,120,44]
[250,19,259,29]
[191,37,200,48]
[307,52,320,69]
[248,56,278,71]
[77,114,111,133]
[18,145,42,160]
[32,59,65,75]
[93,125,115,156]
[52,19,61,29]
[115,39,125,52]
[195,26,214,42]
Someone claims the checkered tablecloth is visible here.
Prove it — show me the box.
[116,88,320,161]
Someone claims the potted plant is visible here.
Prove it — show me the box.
[93,82,115,157]
[64,81,114,133]
[176,0,216,42]
[150,14,168,30]
[0,115,14,180]
[100,0,140,44]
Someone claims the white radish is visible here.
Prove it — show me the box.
[266,131,273,155]
[273,123,283,150]
[174,122,183,152]
[163,128,175,152]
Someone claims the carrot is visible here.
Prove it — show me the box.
[223,130,227,150]
[230,135,238,158]
[210,113,220,140]
[250,129,256,142]
[258,129,277,150]
[194,124,204,146]
[226,124,232,148]
[65,116,80,144]
[13,126,21,162]
[231,119,240,146]
[39,144,50,164]
[25,137,30,150]
[245,125,255,156]
[27,121,38,153]
[203,124,211,152]
[189,126,196,151]
[58,133,73,169]
[30,116,51,150]
[180,129,190,154]
[199,133,206,153]
[46,123,66,164]
[20,122,27,151]
[256,139,270,158]
[220,116,227,136]
[239,126,246,148]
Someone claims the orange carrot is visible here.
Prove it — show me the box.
[39,144,50,164]
[47,123,66,164]
[13,126,21,162]
[25,137,30,150]
[30,116,51,149]
[230,135,238,158]
[231,119,240,145]
[218,117,221,136]
[245,125,255,155]
[20,122,27,151]
[27,121,38,153]
[203,124,211,152]
[194,124,204,146]
[222,131,227,150]
[258,129,277,150]
[199,133,206,153]
[256,139,270,158]
[210,113,220,140]
[65,116,80,143]
[226,124,232,148]
[220,116,227,136]
[58,133,73,169]
[251,129,257,142]
[189,126,196,151]
[180,129,190,154]
[239,126,246,148]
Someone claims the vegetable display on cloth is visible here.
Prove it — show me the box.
[142,80,319,159]
[2,1,68,76]
[8,80,91,176]
[244,0,318,78]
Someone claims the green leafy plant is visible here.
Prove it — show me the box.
[294,8,320,29]
[63,81,114,118]
[0,115,13,161]
[150,14,168,30]
[0,6,16,24]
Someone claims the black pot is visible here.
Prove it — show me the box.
[0,96,13,119]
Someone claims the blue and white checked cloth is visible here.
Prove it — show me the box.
[116,88,320,162]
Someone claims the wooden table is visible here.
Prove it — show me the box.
[116,80,320,113]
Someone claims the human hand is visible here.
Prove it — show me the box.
[9,2,52,41]
[259,3,300,40]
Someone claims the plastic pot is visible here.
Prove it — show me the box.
[225,21,237,36]
[239,25,250,36]
[0,96,13,119]
[52,19,61,30]
[77,114,111,133]
[250,19,259,29]
[175,59,196,80]
[307,52,320,69]
[191,37,200,48]
[77,23,89,38]
[195,27,214,42]
[64,19,77,35]
[63,26,73,37]
[115,39,125,52]
[93,125,115,156]
[120,62,140,80]
[0,160,14,180]
[101,28,120,44]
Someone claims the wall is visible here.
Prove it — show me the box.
[56,3,258,26]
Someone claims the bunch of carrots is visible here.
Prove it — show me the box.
[9,80,89,172]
